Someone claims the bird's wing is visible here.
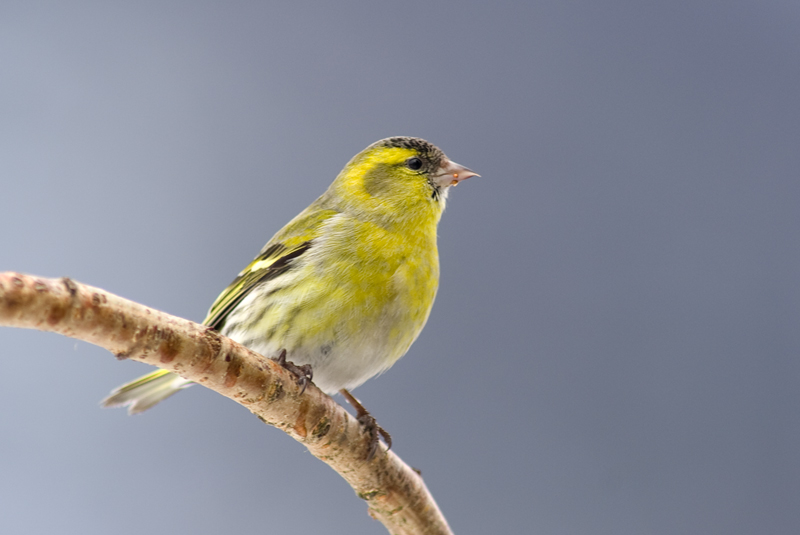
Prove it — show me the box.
[202,207,337,330]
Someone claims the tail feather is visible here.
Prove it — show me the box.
[102,369,192,414]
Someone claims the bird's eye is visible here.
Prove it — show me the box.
[406,157,423,171]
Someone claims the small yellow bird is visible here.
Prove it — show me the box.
[103,136,477,452]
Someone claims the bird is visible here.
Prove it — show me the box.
[102,136,478,456]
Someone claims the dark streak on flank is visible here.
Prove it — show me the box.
[207,241,312,331]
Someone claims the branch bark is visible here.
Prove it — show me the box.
[0,272,452,535]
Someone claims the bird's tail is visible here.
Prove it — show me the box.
[101,369,192,414]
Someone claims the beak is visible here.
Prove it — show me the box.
[433,159,480,188]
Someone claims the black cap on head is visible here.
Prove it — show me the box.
[372,137,446,170]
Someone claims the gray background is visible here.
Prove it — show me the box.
[1,1,798,534]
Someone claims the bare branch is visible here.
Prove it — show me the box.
[0,272,453,535]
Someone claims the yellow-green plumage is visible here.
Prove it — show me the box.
[103,137,477,413]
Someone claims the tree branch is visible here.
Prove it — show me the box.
[0,272,453,535]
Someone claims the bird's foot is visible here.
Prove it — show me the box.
[273,349,313,394]
[340,388,392,461]
[358,412,393,462]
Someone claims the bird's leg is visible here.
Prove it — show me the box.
[339,388,392,460]
[272,349,313,394]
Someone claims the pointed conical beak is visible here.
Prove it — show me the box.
[433,159,480,188]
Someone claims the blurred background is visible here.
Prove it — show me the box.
[2,1,799,533]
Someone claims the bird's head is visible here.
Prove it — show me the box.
[329,137,478,226]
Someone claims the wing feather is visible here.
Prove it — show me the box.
[203,241,312,330]
[202,206,337,330]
